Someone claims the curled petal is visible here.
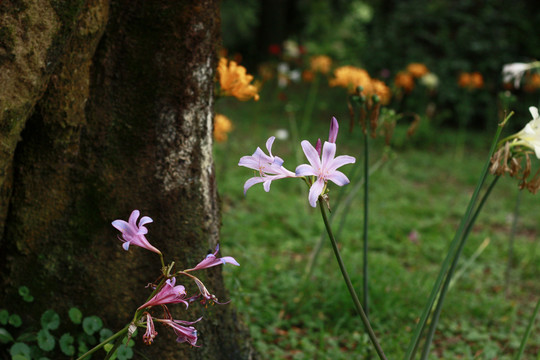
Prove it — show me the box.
[308,178,325,207]
[327,170,350,186]
[295,164,317,177]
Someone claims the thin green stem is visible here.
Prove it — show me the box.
[515,297,540,360]
[404,113,511,360]
[505,189,522,296]
[77,324,130,360]
[420,175,499,360]
[318,199,387,360]
[363,130,369,317]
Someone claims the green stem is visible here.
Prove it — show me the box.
[76,324,130,360]
[505,189,522,296]
[300,73,320,135]
[363,130,369,317]
[318,198,387,360]
[420,175,499,360]
[515,297,540,360]
[404,112,511,360]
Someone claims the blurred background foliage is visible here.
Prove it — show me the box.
[221,0,540,130]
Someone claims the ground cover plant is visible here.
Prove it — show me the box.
[214,81,540,359]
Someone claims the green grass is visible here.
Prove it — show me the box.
[215,84,540,359]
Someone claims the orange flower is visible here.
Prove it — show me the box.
[523,73,540,92]
[394,72,415,92]
[213,113,233,143]
[406,63,429,78]
[310,55,332,74]
[458,71,483,89]
[217,58,260,101]
[302,70,315,83]
[329,65,373,94]
[370,79,391,105]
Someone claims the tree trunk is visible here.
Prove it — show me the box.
[0,0,254,358]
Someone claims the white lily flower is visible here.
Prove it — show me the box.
[515,106,540,159]
[502,62,534,88]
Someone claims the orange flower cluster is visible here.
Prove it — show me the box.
[394,63,431,93]
[329,66,391,105]
[310,55,332,74]
[213,113,233,143]
[217,58,260,101]
[458,72,484,89]
[406,63,429,78]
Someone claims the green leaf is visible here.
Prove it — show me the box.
[82,316,103,336]
[12,355,29,360]
[68,307,83,324]
[0,309,8,325]
[10,342,31,358]
[22,295,34,303]
[18,286,30,298]
[116,344,134,360]
[9,314,22,327]
[77,341,89,357]
[99,328,114,342]
[37,329,55,352]
[40,309,60,330]
[104,343,114,352]
[0,327,14,343]
[16,332,37,342]
[59,333,75,356]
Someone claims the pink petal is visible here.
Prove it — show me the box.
[243,177,266,194]
[295,164,316,177]
[327,170,350,186]
[300,140,321,170]
[328,155,356,172]
[328,116,339,143]
[111,220,129,232]
[321,142,337,167]
[308,178,325,207]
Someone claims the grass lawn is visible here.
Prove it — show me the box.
[214,84,540,359]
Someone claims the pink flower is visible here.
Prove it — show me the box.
[138,278,189,310]
[156,318,201,346]
[185,244,239,272]
[238,136,296,194]
[143,313,157,345]
[112,210,161,254]
[295,140,356,207]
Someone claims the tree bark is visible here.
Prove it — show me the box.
[0,0,254,358]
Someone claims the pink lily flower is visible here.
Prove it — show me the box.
[185,244,239,272]
[142,313,158,345]
[138,278,189,310]
[156,318,202,347]
[112,210,161,254]
[295,140,356,207]
[239,136,296,194]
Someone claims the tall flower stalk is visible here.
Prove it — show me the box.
[404,111,512,360]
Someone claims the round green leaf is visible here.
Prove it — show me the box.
[0,309,8,325]
[9,314,22,328]
[77,341,89,357]
[12,355,29,360]
[82,316,103,336]
[68,307,83,324]
[18,286,30,298]
[10,342,31,358]
[37,329,55,352]
[22,295,34,303]
[59,333,75,356]
[104,343,114,352]
[16,332,37,342]
[99,328,114,342]
[0,327,14,343]
[40,310,60,330]
[116,344,133,360]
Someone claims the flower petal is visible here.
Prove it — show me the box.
[300,140,321,170]
[327,155,356,172]
[295,164,316,177]
[308,178,325,207]
[243,177,266,194]
[111,220,129,232]
[327,170,350,186]
[321,141,337,168]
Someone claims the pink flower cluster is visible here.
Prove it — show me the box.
[112,210,239,347]
[239,117,356,207]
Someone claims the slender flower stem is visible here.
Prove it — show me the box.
[404,112,511,360]
[318,198,387,360]
[515,297,540,360]
[363,129,370,317]
[420,175,500,360]
[76,324,130,360]
[505,189,522,296]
